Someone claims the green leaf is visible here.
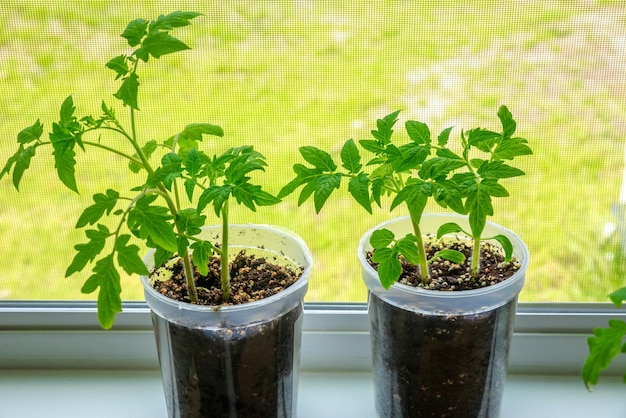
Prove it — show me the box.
[480,179,509,197]
[467,128,500,149]
[52,144,78,193]
[76,189,120,228]
[419,156,466,180]
[359,139,385,154]
[81,254,122,329]
[184,148,202,177]
[435,249,466,264]
[492,234,514,262]
[609,287,626,307]
[395,143,430,172]
[150,11,203,32]
[9,145,37,190]
[341,139,362,173]
[370,229,395,249]
[66,225,111,277]
[114,73,140,110]
[121,18,149,47]
[153,246,175,270]
[313,173,342,213]
[497,105,516,138]
[198,184,233,216]
[176,208,206,236]
[493,137,533,160]
[115,234,149,275]
[136,32,190,61]
[59,95,76,124]
[390,181,430,212]
[105,55,129,80]
[278,163,321,198]
[437,222,466,239]
[232,182,280,211]
[396,235,421,265]
[348,173,372,213]
[405,120,430,145]
[190,240,213,276]
[127,196,177,252]
[371,247,402,289]
[478,161,525,179]
[17,120,44,144]
[371,110,400,144]
[437,126,454,147]
[583,320,626,390]
[129,140,157,173]
[466,184,493,238]
[180,123,224,141]
[300,146,337,172]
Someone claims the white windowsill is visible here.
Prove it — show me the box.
[0,370,623,418]
[1,302,626,417]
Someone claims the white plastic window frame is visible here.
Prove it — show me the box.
[1,301,626,377]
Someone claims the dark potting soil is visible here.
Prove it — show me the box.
[150,251,303,305]
[153,304,302,418]
[367,238,520,417]
[148,252,304,417]
[369,293,516,418]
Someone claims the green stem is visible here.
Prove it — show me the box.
[471,234,481,279]
[408,208,429,285]
[221,199,231,301]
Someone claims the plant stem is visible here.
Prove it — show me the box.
[221,198,231,301]
[408,210,430,285]
[471,234,481,279]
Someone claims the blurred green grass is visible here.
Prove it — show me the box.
[1,1,626,303]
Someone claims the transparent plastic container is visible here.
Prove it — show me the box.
[358,214,529,418]
[142,224,312,418]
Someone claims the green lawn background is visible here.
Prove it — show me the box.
[1,1,626,302]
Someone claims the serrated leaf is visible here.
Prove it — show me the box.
[438,126,454,147]
[467,128,500,149]
[180,123,224,141]
[313,173,341,213]
[419,156,466,180]
[493,137,533,160]
[150,11,203,32]
[17,120,44,144]
[115,234,149,275]
[121,18,148,47]
[371,110,401,144]
[52,145,78,193]
[478,160,525,179]
[395,143,430,172]
[153,246,175,269]
[405,120,430,145]
[65,225,111,277]
[370,229,395,249]
[341,139,362,173]
[190,240,213,276]
[359,139,385,154]
[114,73,140,110]
[176,208,206,236]
[129,139,157,173]
[396,235,421,265]
[83,255,122,330]
[10,145,37,190]
[498,105,516,138]
[59,95,76,124]
[348,173,371,213]
[136,32,190,61]
[76,189,120,228]
[435,249,466,264]
[390,181,430,211]
[437,222,466,239]
[198,184,233,216]
[583,320,626,390]
[480,179,509,197]
[105,55,129,80]
[127,196,176,251]
[609,287,626,307]
[232,182,280,211]
[466,185,493,238]
[300,146,337,172]
[371,247,402,289]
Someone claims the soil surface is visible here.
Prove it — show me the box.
[149,251,303,306]
[367,236,521,290]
